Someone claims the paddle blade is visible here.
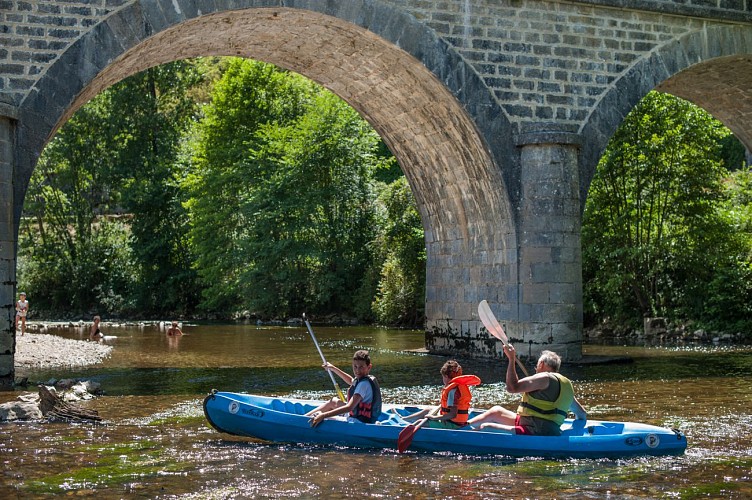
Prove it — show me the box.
[478,300,507,344]
[478,300,530,377]
[397,422,421,453]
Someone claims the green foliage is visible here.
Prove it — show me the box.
[184,59,318,312]
[184,59,396,319]
[22,56,426,325]
[18,92,134,315]
[238,92,384,318]
[20,61,204,317]
[719,134,747,171]
[371,177,426,326]
[583,91,752,333]
[101,62,203,315]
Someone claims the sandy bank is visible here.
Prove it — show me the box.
[15,333,113,371]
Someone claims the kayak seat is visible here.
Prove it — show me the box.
[559,421,627,436]
[375,412,406,426]
[588,422,624,435]
[284,401,305,414]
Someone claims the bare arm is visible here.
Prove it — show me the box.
[503,344,549,394]
[428,405,458,422]
[323,362,354,386]
[310,393,361,427]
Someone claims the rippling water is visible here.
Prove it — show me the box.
[2,323,751,498]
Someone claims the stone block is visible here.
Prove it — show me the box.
[551,322,581,343]
[105,7,149,51]
[522,283,550,303]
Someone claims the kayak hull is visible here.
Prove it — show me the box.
[203,391,687,459]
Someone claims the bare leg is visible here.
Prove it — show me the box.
[478,422,516,432]
[305,397,343,417]
[467,405,517,428]
[403,408,430,422]
[20,317,25,335]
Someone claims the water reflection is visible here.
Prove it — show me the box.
[3,324,752,498]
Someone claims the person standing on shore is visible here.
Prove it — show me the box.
[15,292,28,336]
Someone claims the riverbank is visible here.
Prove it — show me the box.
[15,332,112,371]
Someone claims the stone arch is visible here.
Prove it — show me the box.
[13,1,518,352]
[579,24,752,208]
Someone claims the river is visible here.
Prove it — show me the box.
[1,323,751,498]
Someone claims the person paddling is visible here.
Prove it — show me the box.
[306,350,382,427]
[404,360,480,429]
[468,347,586,435]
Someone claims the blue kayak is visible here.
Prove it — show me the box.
[203,391,687,458]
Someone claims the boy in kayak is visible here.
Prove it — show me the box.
[468,347,587,435]
[307,349,382,427]
[404,360,480,429]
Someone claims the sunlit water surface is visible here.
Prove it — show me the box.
[1,323,751,498]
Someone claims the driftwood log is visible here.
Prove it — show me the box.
[38,385,101,422]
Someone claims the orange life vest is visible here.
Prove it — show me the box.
[440,374,481,425]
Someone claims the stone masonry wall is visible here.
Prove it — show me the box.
[1,0,750,136]
[0,116,15,389]
[0,1,130,106]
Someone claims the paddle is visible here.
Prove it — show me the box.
[303,314,346,402]
[397,406,440,453]
[478,300,530,377]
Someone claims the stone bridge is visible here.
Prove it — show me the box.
[2,0,752,388]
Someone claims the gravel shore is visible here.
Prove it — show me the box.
[15,332,113,371]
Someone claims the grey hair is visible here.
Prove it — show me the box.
[538,350,561,372]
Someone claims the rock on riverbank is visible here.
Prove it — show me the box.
[15,333,113,370]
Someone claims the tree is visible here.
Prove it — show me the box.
[184,58,317,312]
[19,60,204,317]
[583,91,735,326]
[236,91,385,318]
[19,96,134,315]
[371,177,426,326]
[103,61,204,315]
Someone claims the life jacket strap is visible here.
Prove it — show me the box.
[519,401,567,417]
[441,407,469,414]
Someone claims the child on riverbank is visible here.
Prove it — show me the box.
[15,292,28,336]
[404,360,481,428]
[307,349,382,427]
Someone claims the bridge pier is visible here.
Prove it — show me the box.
[425,131,584,362]
[0,113,17,390]
[514,132,584,361]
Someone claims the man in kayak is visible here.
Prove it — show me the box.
[468,346,587,435]
[307,349,382,427]
[404,360,480,428]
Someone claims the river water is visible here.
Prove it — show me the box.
[1,323,751,498]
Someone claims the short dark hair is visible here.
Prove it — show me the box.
[440,360,462,378]
[353,349,371,365]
